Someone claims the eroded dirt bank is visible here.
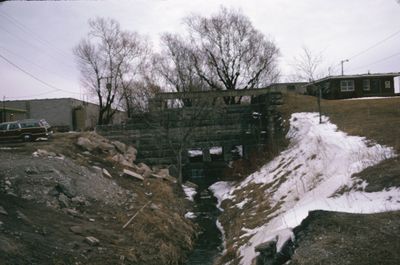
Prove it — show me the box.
[0,133,196,265]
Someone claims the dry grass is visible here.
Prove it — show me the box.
[279,93,400,152]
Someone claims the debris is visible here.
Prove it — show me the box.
[122,201,151,229]
[102,168,112,178]
[25,167,39,175]
[89,218,95,222]
[56,182,77,198]
[136,163,152,178]
[85,236,100,246]
[76,137,96,152]
[112,140,126,153]
[70,226,85,235]
[0,206,8,215]
[16,210,32,224]
[124,146,137,163]
[123,169,144,181]
[65,208,80,217]
[58,194,70,208]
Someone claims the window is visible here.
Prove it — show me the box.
[340,80,354,92]
[363,79,370,91]
[0,124,8,131]
[8,123,20,130]
[385,81,391,89]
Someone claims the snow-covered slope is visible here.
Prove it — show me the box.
[210,112,400,265]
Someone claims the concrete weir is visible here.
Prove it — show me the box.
[96,88,283,168]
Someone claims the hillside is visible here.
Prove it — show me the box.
[0,133,196,265]
[211,94,400,265]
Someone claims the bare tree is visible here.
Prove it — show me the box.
[184,7,280,104]
[74,17,149,125]
[292,46,324,82]
[153,33,206,106]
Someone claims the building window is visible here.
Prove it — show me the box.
[340,80,354,92]
[385,81,391,89]
[363,79,370,91]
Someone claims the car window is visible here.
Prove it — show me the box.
[0,124,8,131]
[20,121,40,128]
[8,123,20,130]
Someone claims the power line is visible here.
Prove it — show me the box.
[349,51,400,72]
[348,28,400,61]
[0,11,73,59]
[0,52,81,96]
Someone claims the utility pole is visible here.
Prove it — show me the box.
[341,59,349,75]
[2,96,5,123]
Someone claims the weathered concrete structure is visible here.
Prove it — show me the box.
[97,88,283,168]
[3,98,125,131]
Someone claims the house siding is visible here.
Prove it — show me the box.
[315,75,396,99]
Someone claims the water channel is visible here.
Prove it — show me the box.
[183,175,223,265]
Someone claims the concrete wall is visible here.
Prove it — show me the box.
[4,98,126,131]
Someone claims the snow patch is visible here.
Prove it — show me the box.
[184,212,196,219]
[216,112,398,265]
[209,181,234,211]
[182,185,197,201]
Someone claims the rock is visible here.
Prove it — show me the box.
[0,206,8,216]
[150,203,160,211]
[89,218,95,222]
[156,168,169,178]
[85,236,100,246]
[70,225,85,235]
[102,168,112,178]
[0,221,3,226]
[32,149,49,157]
[163,175,177,183]
[183,181,198,189]
[71,196,88,205]
[124,146,137,163]
[112,141,126,153]
[76,137,96,152]
[65,208,80,217]
[16,210,32,224]
[25,167,39,175]
[137,163,152,178]
[123,169,144,181]
[5,180,11,187]
[58,193,70,208]
[97,141,116,154]
[56,182,77,198]
[150,173,164,179]
[111,154,133,168]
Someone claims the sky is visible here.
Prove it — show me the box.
[0,0,400,101]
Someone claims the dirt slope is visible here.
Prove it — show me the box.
[0,133,196,265]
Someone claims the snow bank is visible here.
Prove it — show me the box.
[209,181,234,211]
[214,112,399,265]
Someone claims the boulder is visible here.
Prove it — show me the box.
[76,137,96,152]
[136,163,152,178]
[124,146,137,163]
[112,140,127,153]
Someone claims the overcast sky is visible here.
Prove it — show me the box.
[1,0,399,101]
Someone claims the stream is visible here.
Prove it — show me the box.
[184,177,223,265]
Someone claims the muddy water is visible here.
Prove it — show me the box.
[184,177,223,265]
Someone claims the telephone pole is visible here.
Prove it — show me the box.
[341,59,349,75]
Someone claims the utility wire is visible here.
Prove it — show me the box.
[348,28,400,61]
[0,52,81,95]
[0,11,73,59]
[0,23,76,70]
[349,51,400,72]
[0,45,76,84]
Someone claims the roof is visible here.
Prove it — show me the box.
[0,107,27,113]
[313,72,400,84]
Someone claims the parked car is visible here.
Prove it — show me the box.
[0,119,52,142]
